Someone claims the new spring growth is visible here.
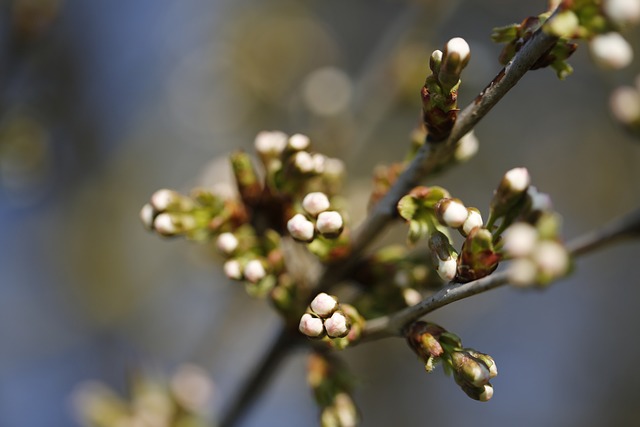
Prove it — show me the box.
[421,37,470,141]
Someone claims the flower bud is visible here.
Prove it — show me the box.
[153,213,180,236]
[223,259,243,280]
[451,351,491,387]
[545,10,579,38]
[437,256,458,281]
[604,0,640,25]
[502,167,530,193]
[590,33,633,70]
[216,232,239,255]
[527,186,553,213]
[610,86,640,125]
[140,203,156,231]
[461,208,483,236]
[502,222,539,258]
[312,153,327,174]
[287,213,316,242]
[438,37,471,90]
[299,313,325,338]
[507,258,538,287]
[302,192,331,217]
[255,130,287,157]
[151,189,188,212]
[429,49,443,74]
[316,211,344,237]
[436,198,468,228]
[454,131,479,163]
[324,311,350,338]
[490,167,530,218]
[466,350,497,379]
[243,259,266,283]
[332,393,358,427]
[532,240,570,280]
[288,133,311,151]
[310,292,338,317]
[293,151,315,173]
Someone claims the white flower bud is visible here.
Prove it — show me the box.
[140,203,156,230]
[437,256,458,281]
[243,259,266,283]
[324,311,349,338]
[446,37,471,64]
[454,131,479,162]
[288,133,311,151]
[316,211,344,237]
[302,192,331,216]
[170,364,214,412]
[610,86,640,125]
[532,240,569,278]
[310,292,338,317]
[223,259,243,280]
[312,153,326,174]
[299,313,325,337]
[590,33,633,70]
[151,189,182,212]
[287,213,315,242]
[604,0,640,25]
[507,258,538,287]
[216,232,239,254]
[324,157,345,177]
[462,208,483,236]
[153,212,179,236]
[254,130,287,156]
[293,151,315,173]
[502,222,539,258]
[402,288,423,306]
[334,393,358,427]
[504,167,531,193]
[437,198,468,228]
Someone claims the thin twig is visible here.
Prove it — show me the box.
[219,327,302,427]
[314,20,560,293]
[360,206,640,341]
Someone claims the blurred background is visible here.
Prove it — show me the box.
[1,0,640,426]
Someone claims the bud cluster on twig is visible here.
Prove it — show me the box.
[421,37,471,142]
[406,321,497,402]
[299,293,364,349]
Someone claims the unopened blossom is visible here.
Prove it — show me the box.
[254,130,287,156]
[462,208,483,236]
[299,313,325,337]
[153,213,179,236]
[151,189,182,212]
[140,203,156,230]
[454,131,479,162]
[436,198,468,228]
[590,33,633,69]
[293,151,315,173]
[437,256,458,281]
[287,213,315,242]
[502,222,539,258]
[532,240,570,278]
[243,259,266,283]
[610,86,640,125]
[316,211,344,237]
[302,192,331,217]
[324,311,349,338]
[288,133,311,151]
[604,0,640,25]
[216,232,239,254]
[223,259,243,280]
[503,167,530,193]
[310,292,338,317]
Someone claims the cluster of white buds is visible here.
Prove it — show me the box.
[435,198,484,237]
[503,221,571,287]
[222,257,269,283]
[299,293,350,339]
[140,189,197,237]
[287,192,345,242]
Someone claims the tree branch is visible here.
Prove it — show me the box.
[360,206,640,341]
[313,19,560,293]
